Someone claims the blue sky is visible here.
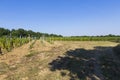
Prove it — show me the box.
[0,0,120,36]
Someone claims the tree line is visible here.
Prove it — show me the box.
[0,27,119,40]
[0,27,62,38]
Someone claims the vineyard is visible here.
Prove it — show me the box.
[0,28,120,80]
[47,36,120,42]
[0,36,120,54]
[0,0,120,79]
[0,37,30,53]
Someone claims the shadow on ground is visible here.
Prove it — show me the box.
[49,46,120,80]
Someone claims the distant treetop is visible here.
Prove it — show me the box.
[0,27,63,38]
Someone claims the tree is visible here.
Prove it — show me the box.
[0,27,10,37]
[0,27,62,38]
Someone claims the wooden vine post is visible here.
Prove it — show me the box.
[28,34,31,43]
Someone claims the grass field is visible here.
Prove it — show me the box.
[0,41,119,80]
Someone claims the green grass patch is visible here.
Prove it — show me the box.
[0,62,9,75]
[29,40,36,49]
[25,50,39,57]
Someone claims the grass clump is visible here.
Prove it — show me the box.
[0,62,9,75]
[25,50,38,57]
[29,40,36,49]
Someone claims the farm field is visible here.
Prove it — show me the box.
[0,41,119,80]
[1,0,120,80]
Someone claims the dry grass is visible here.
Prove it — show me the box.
[0,41,119,80]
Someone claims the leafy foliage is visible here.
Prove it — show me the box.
[0,37,29,52]
[47,36,120,42]
[0,27,62,38]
